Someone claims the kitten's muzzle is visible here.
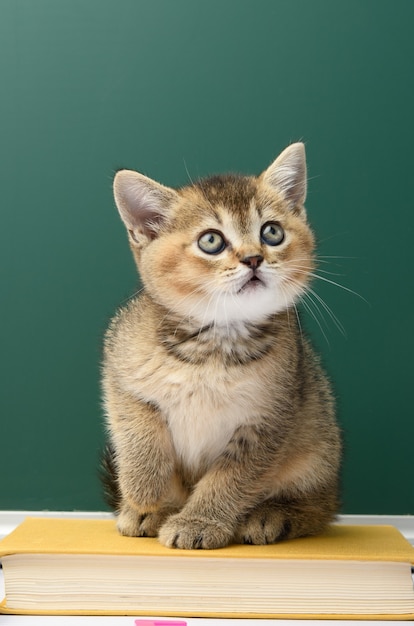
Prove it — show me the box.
[238,257,265,293]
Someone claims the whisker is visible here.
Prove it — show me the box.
[317,254,359,261]
[280,281,303,343]
[120,284,145,304]
[308,272,368,304]
[153,276,224,337]
[282,258,345,277]
[299,295,330,347]
[317,232,350,245]
[306,287,347,337]
[282,271,346,345]
[282,259,368,305]
[196,291,217,341]
[183,158,196,186]
[314,268,345,277]
[292,302,304,343]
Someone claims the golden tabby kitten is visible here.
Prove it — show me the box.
[102,143,341,550]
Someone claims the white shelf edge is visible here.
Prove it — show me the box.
[0,511,413,543]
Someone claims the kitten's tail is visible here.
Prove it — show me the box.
[100,443,122,512]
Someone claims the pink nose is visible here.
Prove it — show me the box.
[241,255,264,270]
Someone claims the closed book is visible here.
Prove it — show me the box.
[1,517,414,619]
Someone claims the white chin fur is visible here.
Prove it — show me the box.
[184,282,301,327]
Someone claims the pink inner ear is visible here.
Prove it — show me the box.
[119,182,162,226]
[122,198,165,240]
[134,208,165,240]
[114,171,173,239]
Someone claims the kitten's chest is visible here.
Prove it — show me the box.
[132,355,265,469]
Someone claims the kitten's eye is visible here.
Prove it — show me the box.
[198,230,226,255]
[260,222,285,246]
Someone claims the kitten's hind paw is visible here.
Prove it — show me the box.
[235,496,334,545]
[235,504,291,545]
[159,513,233,550]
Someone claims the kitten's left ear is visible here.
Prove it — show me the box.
[261,142,307,212]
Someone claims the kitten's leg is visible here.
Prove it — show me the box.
[158,423,289,549]
[117,472,187,537]
[235,487,339,545]
[107,393,184,537]
[158,420,339,549]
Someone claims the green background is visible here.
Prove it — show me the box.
[1,0,413,513]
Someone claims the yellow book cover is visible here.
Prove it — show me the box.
[1,518,414,619]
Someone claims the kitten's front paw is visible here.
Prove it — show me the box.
[117,505,167,537]
[159,513,233,549]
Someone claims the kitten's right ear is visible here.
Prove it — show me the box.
[113,170,178,245]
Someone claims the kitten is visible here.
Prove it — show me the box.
[102,143,341,550]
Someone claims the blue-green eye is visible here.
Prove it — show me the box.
[198,230,226,254]
[260,221,285,246]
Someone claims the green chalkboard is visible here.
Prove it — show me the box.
[1,0,413,514]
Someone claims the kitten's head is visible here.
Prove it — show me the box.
[113,143,314,326]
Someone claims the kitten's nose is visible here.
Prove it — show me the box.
[241,255,264,270]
